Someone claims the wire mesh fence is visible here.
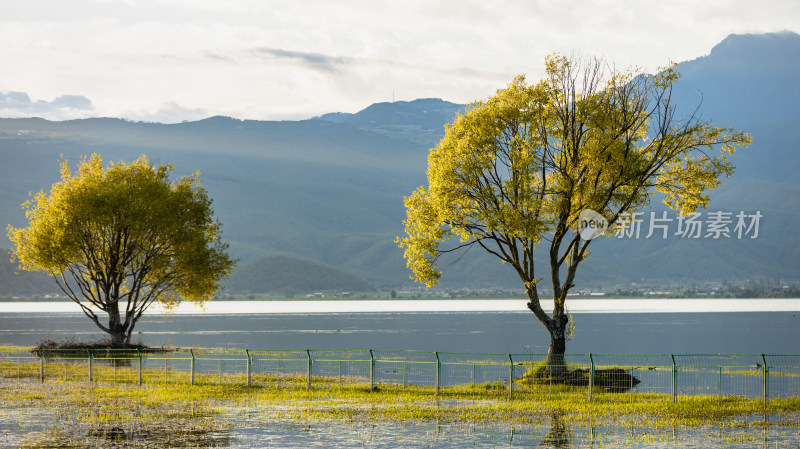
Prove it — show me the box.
[674,354,765,399]
[588,354,674,401]
[510,353,593,401]
[766,354,800,399]
[88,348,141,384]
[2,348,798,404]
[248,349,309,387]
[439,352,511,392]
[191,348,247,385]
[373,350,436,390]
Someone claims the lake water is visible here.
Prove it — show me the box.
[1,298,799,354]
[2,298,800,448]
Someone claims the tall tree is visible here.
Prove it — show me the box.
[397,55,751,371]
[7,153,235,346]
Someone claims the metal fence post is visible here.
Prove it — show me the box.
[306,349,312,390]
[472,363,476,392]
[671,354,677,403]
[138,349,143,385]
[588,354,594,401]
[629,367,634,403]
[508,354,514,400]
[434,351,440,396]
[39,349,44,383]
[190,349,195,385]
[369,349,375,391]
[87,349,93,382]
[762,354,768,407]
[246,350,252,387]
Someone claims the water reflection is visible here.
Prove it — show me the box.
[4,408,233,448]
[84,423,233,448]
[538,413,570,448]
[8,402,800,448]
[227,413,800,448]
[232,412,583,448]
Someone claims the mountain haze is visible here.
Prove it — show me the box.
[226,255,372,295]
[1,32,799,295]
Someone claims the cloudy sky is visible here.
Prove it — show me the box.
[1,0,799,123]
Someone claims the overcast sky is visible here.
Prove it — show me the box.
[1,0,799,123]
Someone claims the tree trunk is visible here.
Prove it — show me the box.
[107,301,129,347]
[546,327,567,377]
[526,287,569,378]
[546,308,569,377]
[109,328,127,347]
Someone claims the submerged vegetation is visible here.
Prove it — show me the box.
[1,352,799,448]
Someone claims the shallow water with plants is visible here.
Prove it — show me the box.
[2,366,800,448]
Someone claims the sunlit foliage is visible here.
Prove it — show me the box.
[398,54,751,361]
[7,154,235,345]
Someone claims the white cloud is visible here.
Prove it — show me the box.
[125,101,210,124]
[1,0,799,122]
[0,91,94,120]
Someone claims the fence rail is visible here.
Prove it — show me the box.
[1,347,797,404]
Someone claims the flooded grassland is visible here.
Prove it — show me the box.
[2,364,800,448]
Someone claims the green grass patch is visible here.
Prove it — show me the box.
[516,360,642,392]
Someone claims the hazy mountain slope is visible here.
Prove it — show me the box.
[672,31,800,126]
[315,98,465,147]
[226,255,373,295]
[0,250,57,296]
[0,114,431,293]
[669,31,800,187]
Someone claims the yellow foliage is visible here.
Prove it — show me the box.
[397,54,751,293]
[6,153,235,341]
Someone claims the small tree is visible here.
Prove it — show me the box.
[397,55,750,371]
[7,153,235,346]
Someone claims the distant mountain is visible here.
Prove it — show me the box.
[672,31,800,125]
[315,98,463,126]
[225,255,372,295]
[0,249,58,296]
[1,32,799,295]
[315,98,465,147]
[0,114,429,294]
